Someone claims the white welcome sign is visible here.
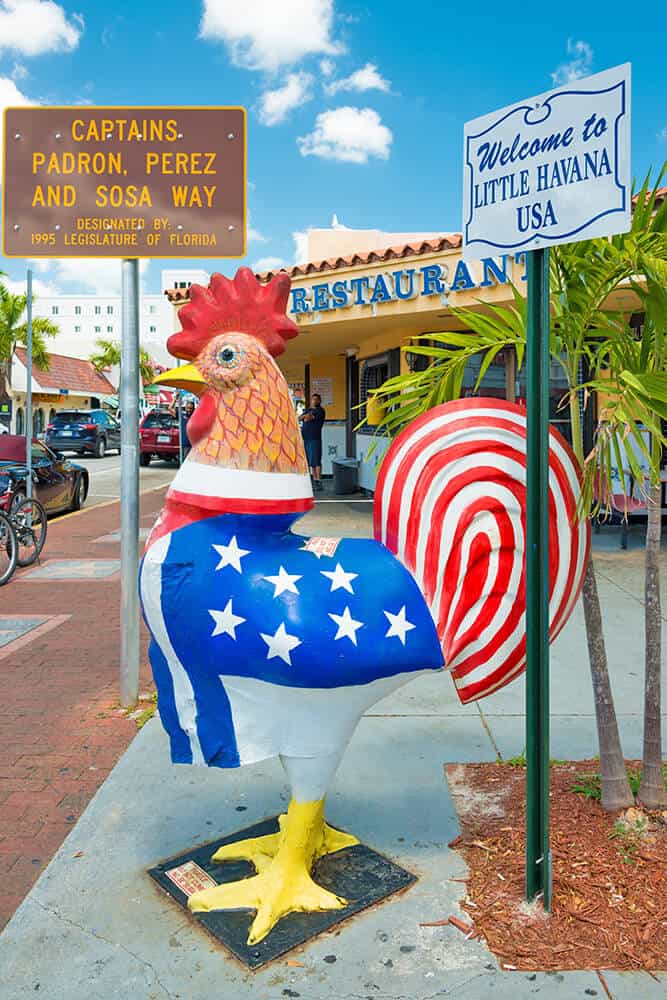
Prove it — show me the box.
[462,64,631,260]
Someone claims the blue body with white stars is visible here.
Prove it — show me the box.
[140,513,444,770]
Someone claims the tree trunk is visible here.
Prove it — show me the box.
[639,481,667,807]
[581,557,634,810]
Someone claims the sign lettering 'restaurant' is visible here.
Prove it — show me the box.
[462,64,631,260]
[2,106,246,258]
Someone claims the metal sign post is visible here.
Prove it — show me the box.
[25,267,33,499]
[120,259,140,707]
[2,105,245,708]
[525,247,551,906]
[462,64,631,908]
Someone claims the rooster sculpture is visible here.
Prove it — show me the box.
[141,267,588,945]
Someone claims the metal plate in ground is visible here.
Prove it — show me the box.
[148,816,416,969]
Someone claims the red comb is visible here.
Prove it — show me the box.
[167,267,298,361]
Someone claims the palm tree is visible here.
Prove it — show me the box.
[586,272,667,808]
[89,338,157,386]
[369,168,667,811]
[0,281,59,400]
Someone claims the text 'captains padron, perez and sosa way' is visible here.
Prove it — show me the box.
[1,107,246,258]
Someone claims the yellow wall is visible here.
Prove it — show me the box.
[308,354,346,420]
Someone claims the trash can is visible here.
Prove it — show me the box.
[332,457,359,495]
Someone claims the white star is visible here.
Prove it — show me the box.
[260,622,302,666]
[264,565,302,598]
[209,600,246,640]
[384,606,416,646]
[212,536,250,573]
[321,562,358,594]
[329,606,364,646]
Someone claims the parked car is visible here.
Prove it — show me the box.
[0,436,88,515]
[139,409,181,466]
[45,409,121,458]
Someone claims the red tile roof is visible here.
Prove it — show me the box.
[163,234,463,303]
[14,348,116,395]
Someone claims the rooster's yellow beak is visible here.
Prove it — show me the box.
[151,364,206,394]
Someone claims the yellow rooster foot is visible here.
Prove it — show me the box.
[188,867,346,944]
[188,798,359,943]
[210,815,358,872]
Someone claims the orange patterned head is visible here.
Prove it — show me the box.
[153,269,311,513]
[186,330,308,475]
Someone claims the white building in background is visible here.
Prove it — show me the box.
[32,268,210,369]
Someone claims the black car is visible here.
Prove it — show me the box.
[0,437,88,515]
[45,409,121,458]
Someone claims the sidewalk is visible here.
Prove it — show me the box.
[0,497,665,998]
[0,489,164,929]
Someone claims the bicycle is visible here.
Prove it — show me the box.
[0,510,17,585]
[8,493,48,567]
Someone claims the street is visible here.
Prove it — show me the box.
[72,453,176,508]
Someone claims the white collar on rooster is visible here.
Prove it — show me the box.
[167,460,314,516]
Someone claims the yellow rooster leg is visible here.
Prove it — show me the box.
[188,798,359,944]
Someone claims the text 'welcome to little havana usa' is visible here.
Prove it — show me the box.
[463,64,631,257]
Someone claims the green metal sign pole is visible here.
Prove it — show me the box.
[525,246,552,909]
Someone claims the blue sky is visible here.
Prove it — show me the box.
[0,0,665,297]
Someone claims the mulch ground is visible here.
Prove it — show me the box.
[0,491,163,930]
[445,761,667,975]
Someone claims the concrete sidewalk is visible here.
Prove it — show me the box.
[0,501,665,998]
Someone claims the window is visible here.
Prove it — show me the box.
[107,325,113,333]
[75,305,82,315]
[107,305,113,314]
[74,325,81,333]
[149,325,156,333]
[360,356,390,425]
[16,408,24,435]
[51,305,59,315]
[94,305,101,315]
[94,326,101,333]
[33,409,45,435]
[149,304,157,314]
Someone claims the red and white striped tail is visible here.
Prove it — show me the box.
[373,398,590,704]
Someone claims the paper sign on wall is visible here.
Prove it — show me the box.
[311,377,334,406]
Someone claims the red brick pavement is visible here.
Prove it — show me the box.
[0,488,165,929]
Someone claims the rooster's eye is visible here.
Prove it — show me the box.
[216,345,239,367]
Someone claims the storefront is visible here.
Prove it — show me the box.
[273,237,533,490]
[8,348,115,436]
[165,226,643,493]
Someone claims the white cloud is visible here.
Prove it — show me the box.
[298,106,392,164]
[254,255,288,273]
[320,58,335,77]
[658,127,667,142]
[551,39,593,86]
[11,62,28,80]
[199,0,341,72]
[27,258,52,272]
[2,274,59,298]
[0,76,34,153]
[0,1,83,57]
[293,230,310,264]
[324,62,391,97]
[259,71,313,126]
[0,75,33,111]
[50,259,149,296]
[247,208,268,243]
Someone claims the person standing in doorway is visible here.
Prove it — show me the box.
[301,392,326,491]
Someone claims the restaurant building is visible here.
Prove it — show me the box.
[7,349,115,435]
[165,220,647,493]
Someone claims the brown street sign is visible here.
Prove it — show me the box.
[2,106,245,258]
